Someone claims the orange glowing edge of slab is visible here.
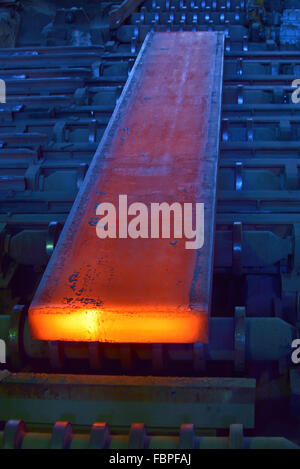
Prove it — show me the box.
[29,307,208,343]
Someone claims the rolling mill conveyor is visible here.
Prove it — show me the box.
[1,0,300,450]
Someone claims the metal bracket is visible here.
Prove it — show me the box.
[50,421,73,449]
[3,420,27,449]
[46,221,62,257]
[233,221,243,275]
[89,422,110,449]
[229,423,244,449]
[7,305,26,371]
[180,424,196,449]
[129,423,146,449]
[234,306,246,374]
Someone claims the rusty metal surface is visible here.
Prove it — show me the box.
[0,372,255,429]
[28,32,224,344]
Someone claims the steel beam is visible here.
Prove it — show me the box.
[0,372,255,429]
[28,32,224,344]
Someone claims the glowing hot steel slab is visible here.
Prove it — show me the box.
[29,32,224,343]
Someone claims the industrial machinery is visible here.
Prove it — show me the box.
[0,0,300,450]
